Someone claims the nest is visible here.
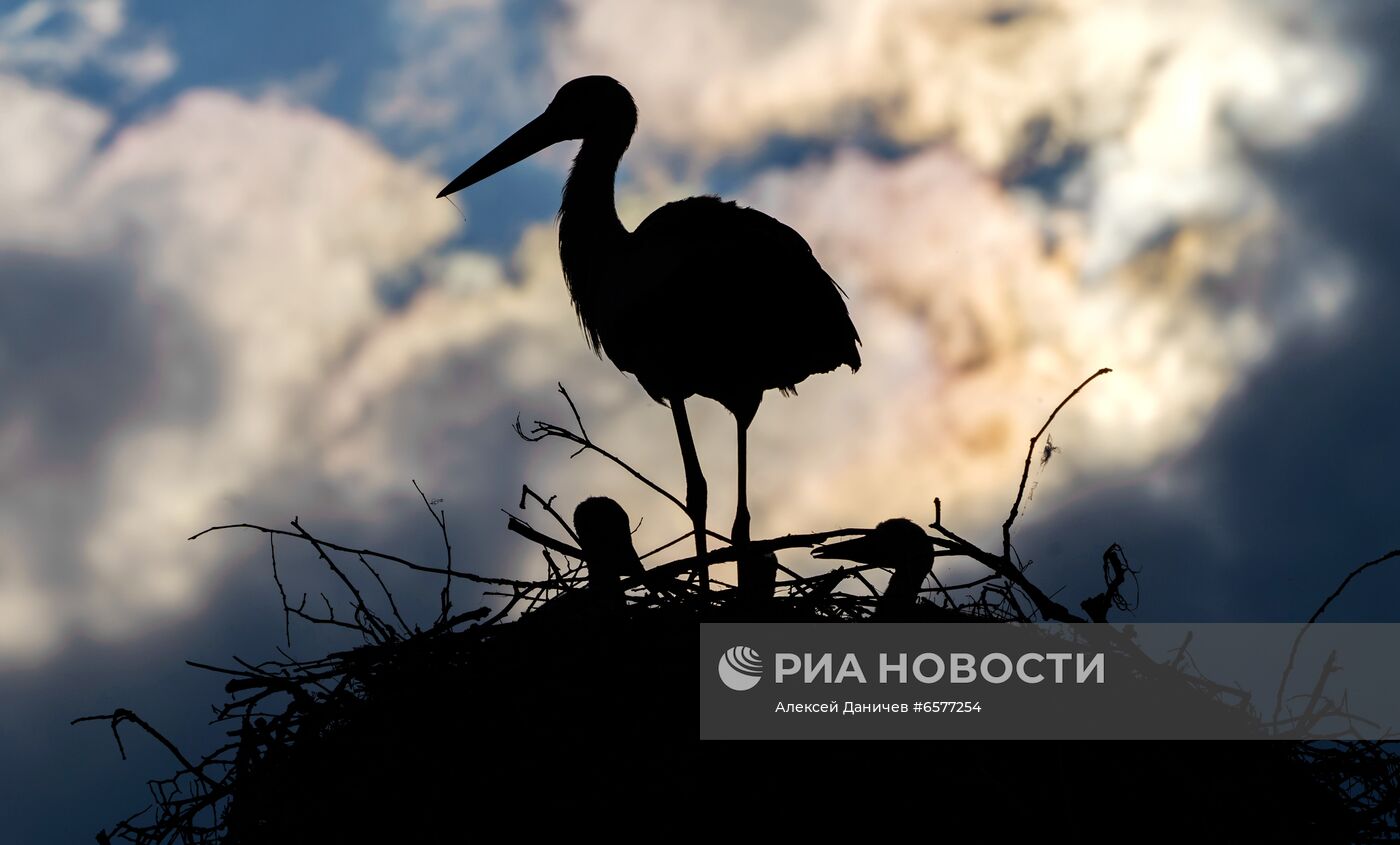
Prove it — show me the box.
[77,374,1400,843]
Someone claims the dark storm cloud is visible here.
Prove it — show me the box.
[1018,2,1400,623]
[0,563,349,843]
[1,373,529,843]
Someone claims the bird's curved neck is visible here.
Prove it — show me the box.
[561,136,628,228]
[559,137,629,337]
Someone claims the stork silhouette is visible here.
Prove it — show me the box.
[813,519,936,615]
[439,76,861,591]
[573,496,644,609]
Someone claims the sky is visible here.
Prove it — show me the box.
[2,0,1399,840]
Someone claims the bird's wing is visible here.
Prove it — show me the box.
[609,197,861,403]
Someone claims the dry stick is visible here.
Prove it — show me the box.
[515,385,732,545]
[1272,547,1400,731]
[508,517,882,590]
[358,553,411,637]
[1003,367,1112,559]
[1294,651,1344,738]
[556,381,590,442]
[72,709,214,786]
[619,528,880,589]
[413,480,455,625]
[930,518,1080,623]
[850,570,880,597]
[639,531,694,560]
[542,547,566,583]
[773,551,968,592]
[517,415,683,509]
[518,484,580,544]
[290,518,394,644]
[269,535,291,648]
[190,523,533,588]
[289,602,365,634]
[507,516,584,559]
[508,516,809,590]
[926,367,1112,624]
[438,606,492,629]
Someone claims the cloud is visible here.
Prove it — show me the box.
[0,74,107,238]
[553,0,1363,267]
[552,1,1362,160]
[0,0,1376,665]
[736,147,1291,534]
[158,0,1367,599]
[366,0,555,157]
[534,0,1365,535]
[0,77,455,663]
[0,0,175,94]
[288,150,1323,598]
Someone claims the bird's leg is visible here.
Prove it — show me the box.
[734,414,774,605]
[670,399,709,592]
[733,418,751,547]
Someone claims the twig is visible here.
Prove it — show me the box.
[191,523,530,588]
[1273,548,1400,730]
[269,535,291,648]
[507,516,583,560]
[1002,367,1112,558]
[72,710,213,785]
[514,385,732,544]
[413,480,455,626]
[359,554,410,636]
[518,484,579,544]
[291,519,394,644]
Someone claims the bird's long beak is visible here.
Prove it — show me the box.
[812,534,883,565]
[437,111,564,199]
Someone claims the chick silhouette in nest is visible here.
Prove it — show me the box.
[813,519,940,617]
[572,497,645,610]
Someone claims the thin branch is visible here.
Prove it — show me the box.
[72,710,212,785]
[412,480,455,625]
[359,554,410,636]
[1002,367,1112,558]
[518,484,579,544]
[507,516,583,559]
[269,535,291,649]
[1273,547,1400,730]
[514,385,731,544]
[191,522,531,588]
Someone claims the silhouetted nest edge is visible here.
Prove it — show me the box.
[76,372,1400,843]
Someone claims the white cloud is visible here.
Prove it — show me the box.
[0,74,108,240]
[552,1,1361,161]
[366,0,551,157]
[0,78,455,664]
[537,0,1365,531]
[552,0,1363,274]
[0,0,1374,665]
[738,148,1277,534]
[0,0,176,94]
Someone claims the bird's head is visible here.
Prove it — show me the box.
[572,495,635,551]
[437,76,637,199]
[812,519,935,567]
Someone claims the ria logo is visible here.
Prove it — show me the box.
[718,646,764,691]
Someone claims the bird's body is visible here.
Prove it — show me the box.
[573,496,645,585]
[564,194,860,423]
[439,76,860,589]
[573,496,689,607]
[529,496,646,619]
